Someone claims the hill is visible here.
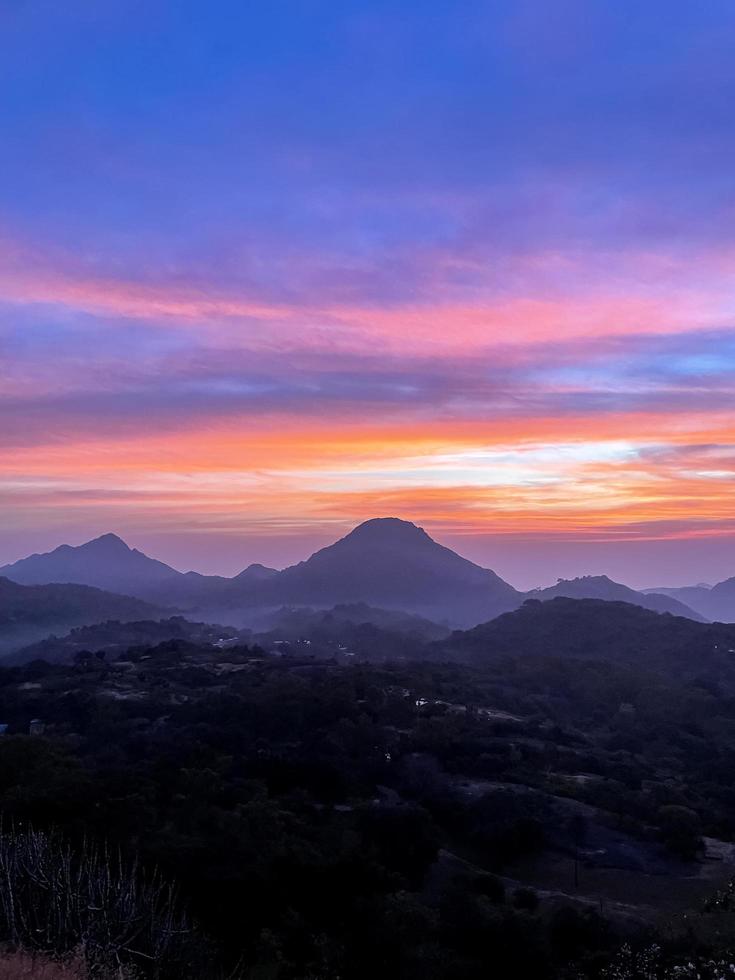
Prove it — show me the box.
[5,631,735,978]
[528,575,704,621]
[0,577,166,655]
[11,616,244,664]
[647,577,735,623]
[436,596,735,685]
[252,602,449,658]
[263,602,450,641]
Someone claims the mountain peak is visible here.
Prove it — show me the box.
[0,532,182,598]
[234,563,278,582]
[273,516,519,626]
[343,517,433,546]
[82,533,131,554]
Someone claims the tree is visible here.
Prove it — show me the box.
[657,805,702,860]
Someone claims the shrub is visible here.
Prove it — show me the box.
[0,828,218,979]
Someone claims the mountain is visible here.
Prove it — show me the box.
[436,597,735,684]
[0,577,166,655]
[0,534,281,613]
[266,518,522,626]
[11,616,244,665]
[644,577,735,623]
[705,576,735,622]
[6,521,715,631]
[528,575,705,621]
[0,533,183,601]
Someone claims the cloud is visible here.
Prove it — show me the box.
[2,1,735,569]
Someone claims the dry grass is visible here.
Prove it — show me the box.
[0,828,195,975]
[0,950,86,979]
[0,949,139,979]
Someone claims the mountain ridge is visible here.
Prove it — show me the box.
[0,533,182,599]
[0,519,722,627]
[528,574,705,621]
[642,577,735,623]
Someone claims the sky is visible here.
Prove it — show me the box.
[1,0,734,589]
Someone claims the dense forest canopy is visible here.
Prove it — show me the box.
[1,602,735,976]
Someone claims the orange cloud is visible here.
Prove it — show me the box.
[1,406,733,546]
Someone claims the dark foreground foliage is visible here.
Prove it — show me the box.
[0,827,219,978]
[0,635,735,976]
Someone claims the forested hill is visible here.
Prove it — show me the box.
[0,577,167,654]
[2,636,735,977]
[437,597,735,684]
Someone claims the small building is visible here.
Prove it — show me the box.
[29,719,45,736]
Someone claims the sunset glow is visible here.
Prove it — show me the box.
[1,1,734,587]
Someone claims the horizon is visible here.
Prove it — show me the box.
[2,2,735,590]
[0,519,728,593]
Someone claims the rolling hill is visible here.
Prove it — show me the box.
[436,597,735,684]
[0,577,167,655]
[261,602,451,642]
[11,616,243,664]
[528,575,704,621]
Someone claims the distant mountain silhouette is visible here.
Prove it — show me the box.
[706,576,735,621]
[0,576,165,655]
[267,518,521,626]
[437,597,735,684]
[0,534,281,611]
[645,577,734,623]
[0,533,182,600]
[1,520,724,629]
[528,575,704,621]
